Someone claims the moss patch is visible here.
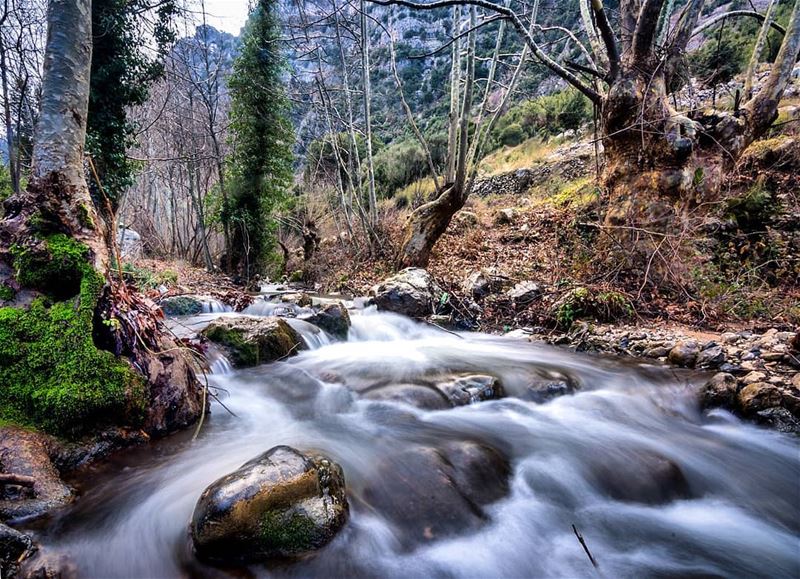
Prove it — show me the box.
[10,234,88,300]
[0,243,145,435]
[259,509,318,553]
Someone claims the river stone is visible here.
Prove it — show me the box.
[696,345,726,369]
[201,316,305,367]
[700,373,738,410]
[793,373,800,389]
[369,268,440,318]
[738,382,783,415]
[436,375,504,406]
[191,446,348,563]
[0,427,72,520]
[588,451,690,505]
[18,549,78,579]
[755,407,800,433]
[524,375,579,403]
[159,295,204,316]
[361,442,510,546]
[304,303,350,339]
[668,341,699,367]
[742,371,767,385]
[363,384,449,410]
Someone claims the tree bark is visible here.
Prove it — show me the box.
[1,0,107,268]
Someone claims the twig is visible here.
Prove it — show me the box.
[572,524,599,570]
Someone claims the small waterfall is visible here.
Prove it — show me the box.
[285,318,332,349]
[242,298,312,317]
[201,299,233,314]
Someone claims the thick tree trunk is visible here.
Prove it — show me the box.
[0,0,202,438]
[1,0,107,267]
[396,184,464,268]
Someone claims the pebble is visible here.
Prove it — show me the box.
[742,371,767,384]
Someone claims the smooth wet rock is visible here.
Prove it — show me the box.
[369,268,440,318]
[0,427,72,520]
[589,451,690,504]
[201,316,305,367]
[361,442,510,546]
[304,303,350,339]
[159,295,204,316]
[524,375,579,403]
[701,373,738,410]
[668,341,699,367]
[363,384,449,410]
[436,375,504,406]
[191,446,348,563]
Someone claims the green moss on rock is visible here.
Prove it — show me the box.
[259,510,319,553]
[201,317,304,367]
[10,234,88,299]
[0,241,145,436]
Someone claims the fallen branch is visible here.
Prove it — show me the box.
[0,473,36,488]
[572,524,599,569]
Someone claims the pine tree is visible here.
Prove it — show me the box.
[226,0,294,279]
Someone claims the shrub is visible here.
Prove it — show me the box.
[499,123,525,147]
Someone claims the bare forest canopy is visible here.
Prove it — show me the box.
[2,0,800,279]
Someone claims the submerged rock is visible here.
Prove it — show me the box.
[304,303,351,339]
[363,375,504,409]
[363,384,449,410]
[201,316,305,367]
[361,441,510,546]
[369,268,440,318]
[191,446,348,563]
[588,451,691,505]
[436,375,504,406]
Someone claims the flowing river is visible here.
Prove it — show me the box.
[31,307,800,578]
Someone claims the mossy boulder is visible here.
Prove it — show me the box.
[201,316,305,367]
[159,295,204,316]
[0,237,145,435]
[190,446,348,563]
[304,302,351,339]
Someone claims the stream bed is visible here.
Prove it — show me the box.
[31,308,800,578]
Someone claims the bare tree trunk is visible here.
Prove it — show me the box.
[446,5,461,184]
[744,0,777,101]
[396,6,476,268]
[1,0,107,268]
[361,0,378,225]
[0,0,20,196]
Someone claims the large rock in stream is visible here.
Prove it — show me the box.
[369,268,441,318]
[361,441,510,547]
[191,446,348,563]
[201,317,305,367]
[302,302,351,340]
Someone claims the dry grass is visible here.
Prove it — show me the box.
[478,137,558,176]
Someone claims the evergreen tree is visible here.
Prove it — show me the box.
[226,0,294,279]
[86,0,177,215]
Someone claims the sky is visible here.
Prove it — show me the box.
[194,0,250,35]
